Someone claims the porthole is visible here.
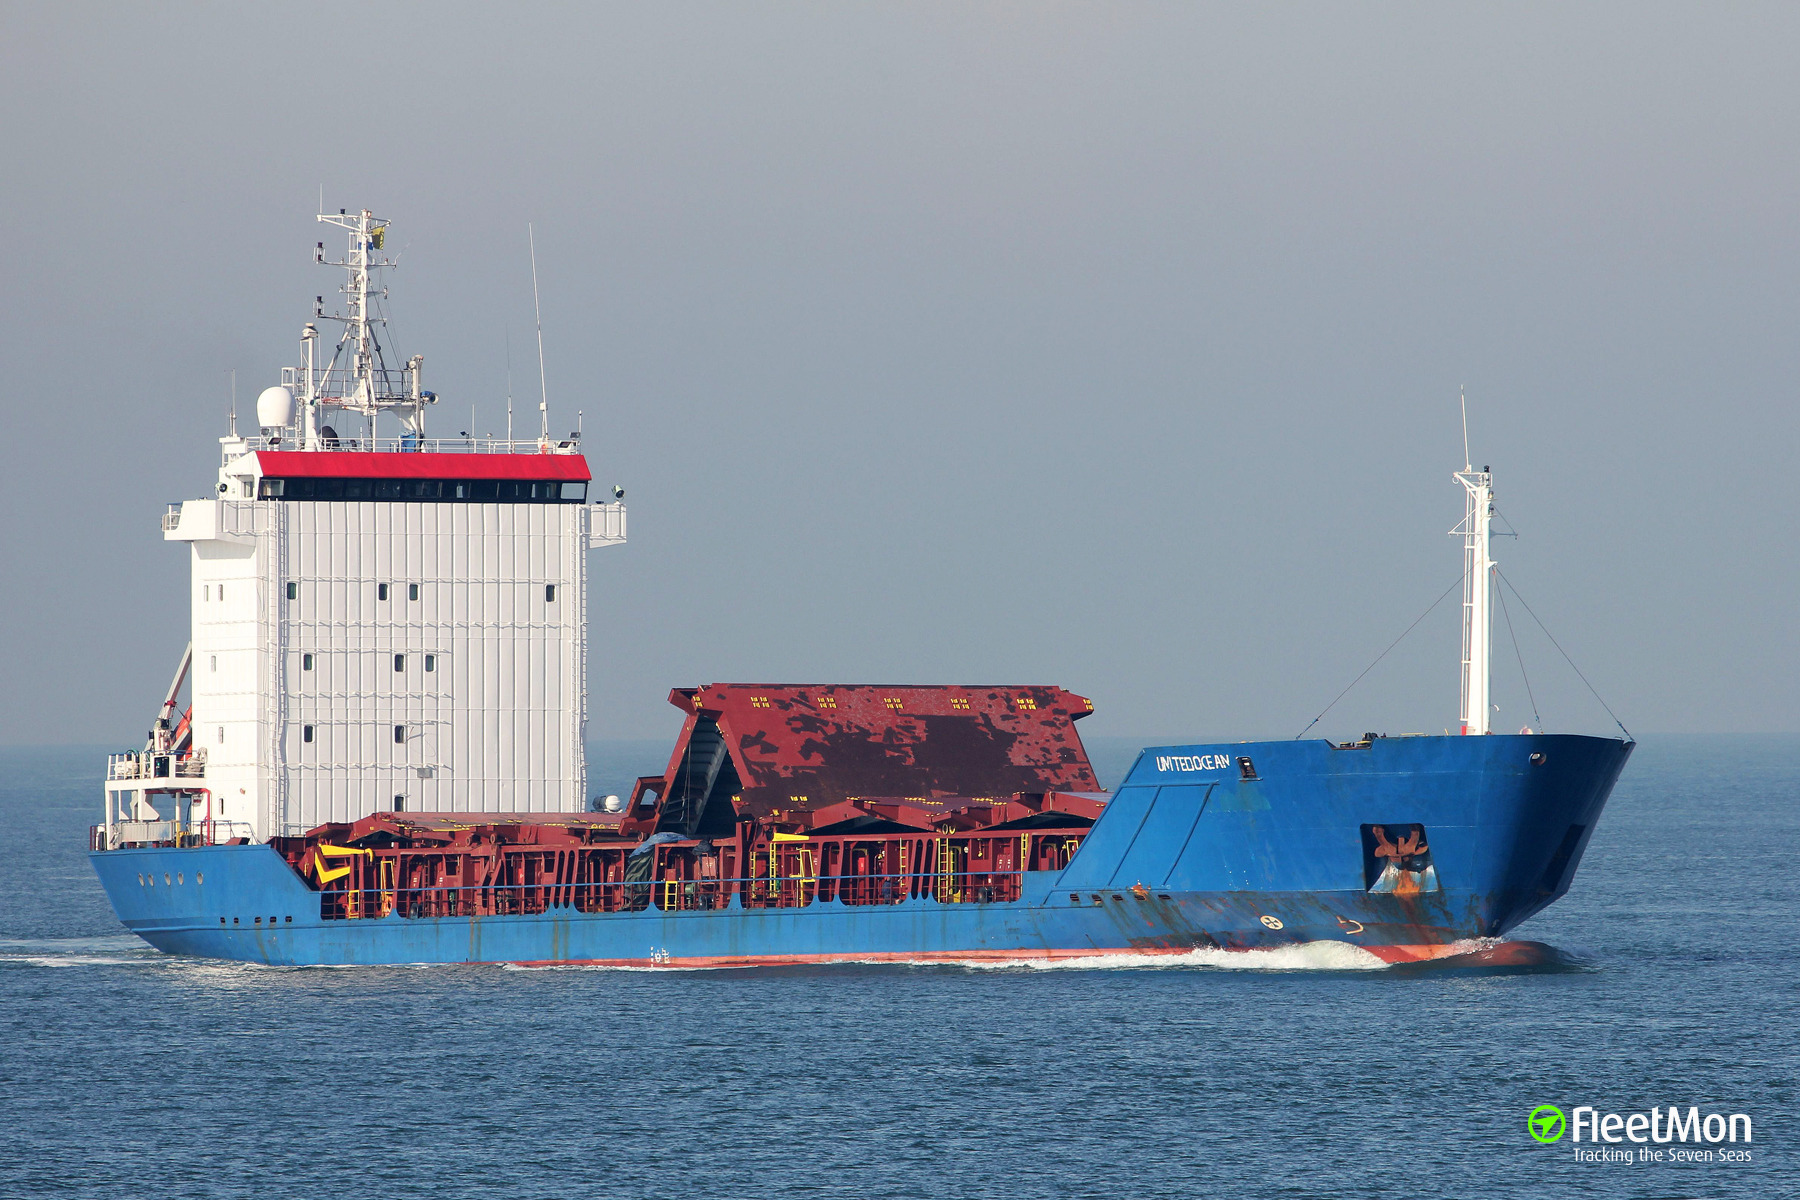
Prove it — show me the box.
[408,583,419,601]
[233,917,239,925]
[219,917,226,926]
[138,873,146,886]
[378,583,389,601]
[196,873,203,885]
[284,915,292,923]
[147,874,155,887]
[287,581,297,600]
[302,653,313,671]
[165,873,172,886]
[255,916,262,924]
[177,872,183,885]
[545,584,556,602]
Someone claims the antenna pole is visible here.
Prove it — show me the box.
[1460,386,1472,471]
[505,325,514,444]
[529,223,550,442]
[228,369,237,436]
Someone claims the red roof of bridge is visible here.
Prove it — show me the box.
[250,451,591,481]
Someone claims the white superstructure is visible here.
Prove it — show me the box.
[102,209,625,845]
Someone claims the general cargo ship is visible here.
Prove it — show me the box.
[89,209,1632,967]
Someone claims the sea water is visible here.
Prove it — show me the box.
[1,736,1793,1198]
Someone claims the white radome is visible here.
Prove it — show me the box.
[256,385,294,431]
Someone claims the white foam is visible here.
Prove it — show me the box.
[0,954,151,968]
[0,935,161,968]
[495,939,1393,973]
[929,940,1392,972]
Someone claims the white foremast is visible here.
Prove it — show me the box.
[1454,459,1495,736]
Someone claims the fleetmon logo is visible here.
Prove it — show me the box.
[1528,1104,1567,1144]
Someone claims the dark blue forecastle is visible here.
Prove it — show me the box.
[91,733,1631,966]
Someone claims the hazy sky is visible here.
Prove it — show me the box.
[2,3,1794,745]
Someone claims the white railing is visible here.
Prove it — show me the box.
[107,752,206,781]
[227,434,584,460]
[93,819,255,850]
[588,501,627,547]
[280,363,415,401]
[161,503,183,531]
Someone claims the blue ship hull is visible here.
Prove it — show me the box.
[90,733,1631,966]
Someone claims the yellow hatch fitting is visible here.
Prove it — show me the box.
[308,853,353,886]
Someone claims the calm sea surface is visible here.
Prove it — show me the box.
[1,736,1793,1199]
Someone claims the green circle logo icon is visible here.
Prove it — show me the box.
[1528,1104,1567,1144]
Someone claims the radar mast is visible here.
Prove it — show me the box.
[301,208,430,449]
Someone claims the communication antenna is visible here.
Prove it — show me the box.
[1460,385,1472,472]
[505,325,514,443]
[228,369,237,436]
[529,223,550,441]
